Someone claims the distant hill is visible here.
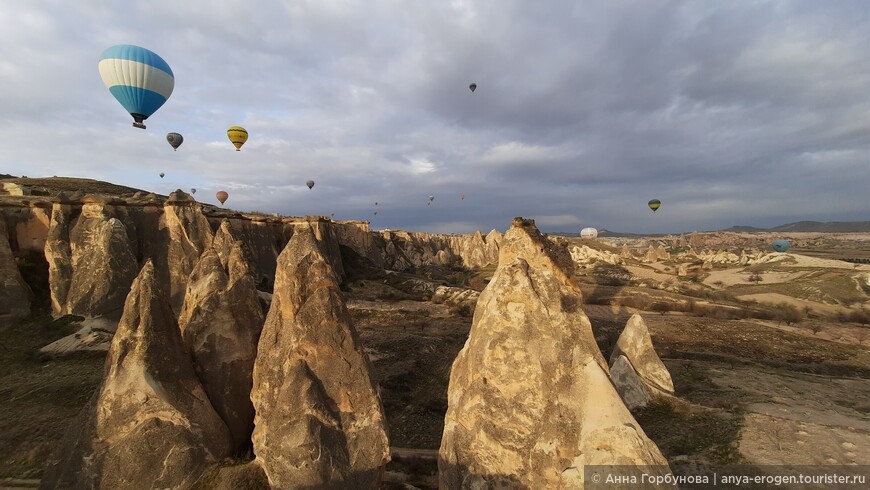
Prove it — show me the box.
[723,221,870,233]
[1,176,157,197]
[722,225,768,232]
[769,221,870,232]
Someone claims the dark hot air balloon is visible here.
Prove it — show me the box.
[159,172,165,178]
[166,132,183,150]
[469,83,477,92]
[190,188,196,194]
[648,199,661,212]
[306,180,315,189]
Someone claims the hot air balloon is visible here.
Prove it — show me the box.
[227,126,248,151]
[374,211,378,215]
[469,83,477,92]
[306,180,315,189]
[166,132,183,150]
[216,190,228,205]
[460,194,465,200]
[159,172,165,178]
[330,213,335,217]
[98,45,174,129]
[429,195,435,202]
[190,188,196,194]
[580,227,598,239]
[648,199,661,212]
[375,202,378,206]
[772,240,790,253]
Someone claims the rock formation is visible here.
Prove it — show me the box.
[251,224,390,488]
[610,313,675,397]
[439,218,669,489]
[178,220,265,453]
[45,197,138,319]
[431,285,480,309]
[0,219,32,320]
[621,243,633,259]
[163,190,214,312]
[40,261,232,489]
[610,354,653,410]
[569,243,622,267]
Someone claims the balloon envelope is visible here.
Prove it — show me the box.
[460,194,465,200]
[428,195,435,201]
[227,126,248,151]
[648,199,661,212]
[216,190,228,205]
[190,188,196,194]
[580,227,598,238]
[159,172,164,178]
[306,180,315,189]
[99,45,174,129]
[772,240,790,253]
[469,83,477,92]
[166,132,183,150]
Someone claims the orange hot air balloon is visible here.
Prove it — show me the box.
[216,190,229,205]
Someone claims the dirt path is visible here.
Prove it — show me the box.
[704,366,870,465]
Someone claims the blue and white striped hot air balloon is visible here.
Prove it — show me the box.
[98,45,174,129]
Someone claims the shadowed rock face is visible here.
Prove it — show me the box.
[251,224,389,489]
[439,218,669,489]
[610,313,675,395]
[40,261,232,490]
[610,354,652,410]
[164,194,214,313]
[179,220,265,453]
[0,219,32,319]
[45,200,138,320]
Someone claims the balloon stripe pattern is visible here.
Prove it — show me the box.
[98,45,174,124]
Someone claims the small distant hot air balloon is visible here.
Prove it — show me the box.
[460,194,465,200]
[374,211,378,216]
[375,202,378,206]
[190,188,196,194]
[216,190,228,205]
[580,227,598,239]
[159,172,165,178]
[227,126,248,151]
[648,199,661,212]
[469,83,477,93]
[330,213,335,217]
[306,180,315,189]
[772,240,790,253]
[99,45,174,129]
[166,132,183,151]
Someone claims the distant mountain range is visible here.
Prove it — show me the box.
[560,221,870,237]
[724,221,870,233]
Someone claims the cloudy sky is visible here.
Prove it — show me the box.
[2,1,869,234]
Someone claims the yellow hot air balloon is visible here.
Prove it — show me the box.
[227,126,248,151]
